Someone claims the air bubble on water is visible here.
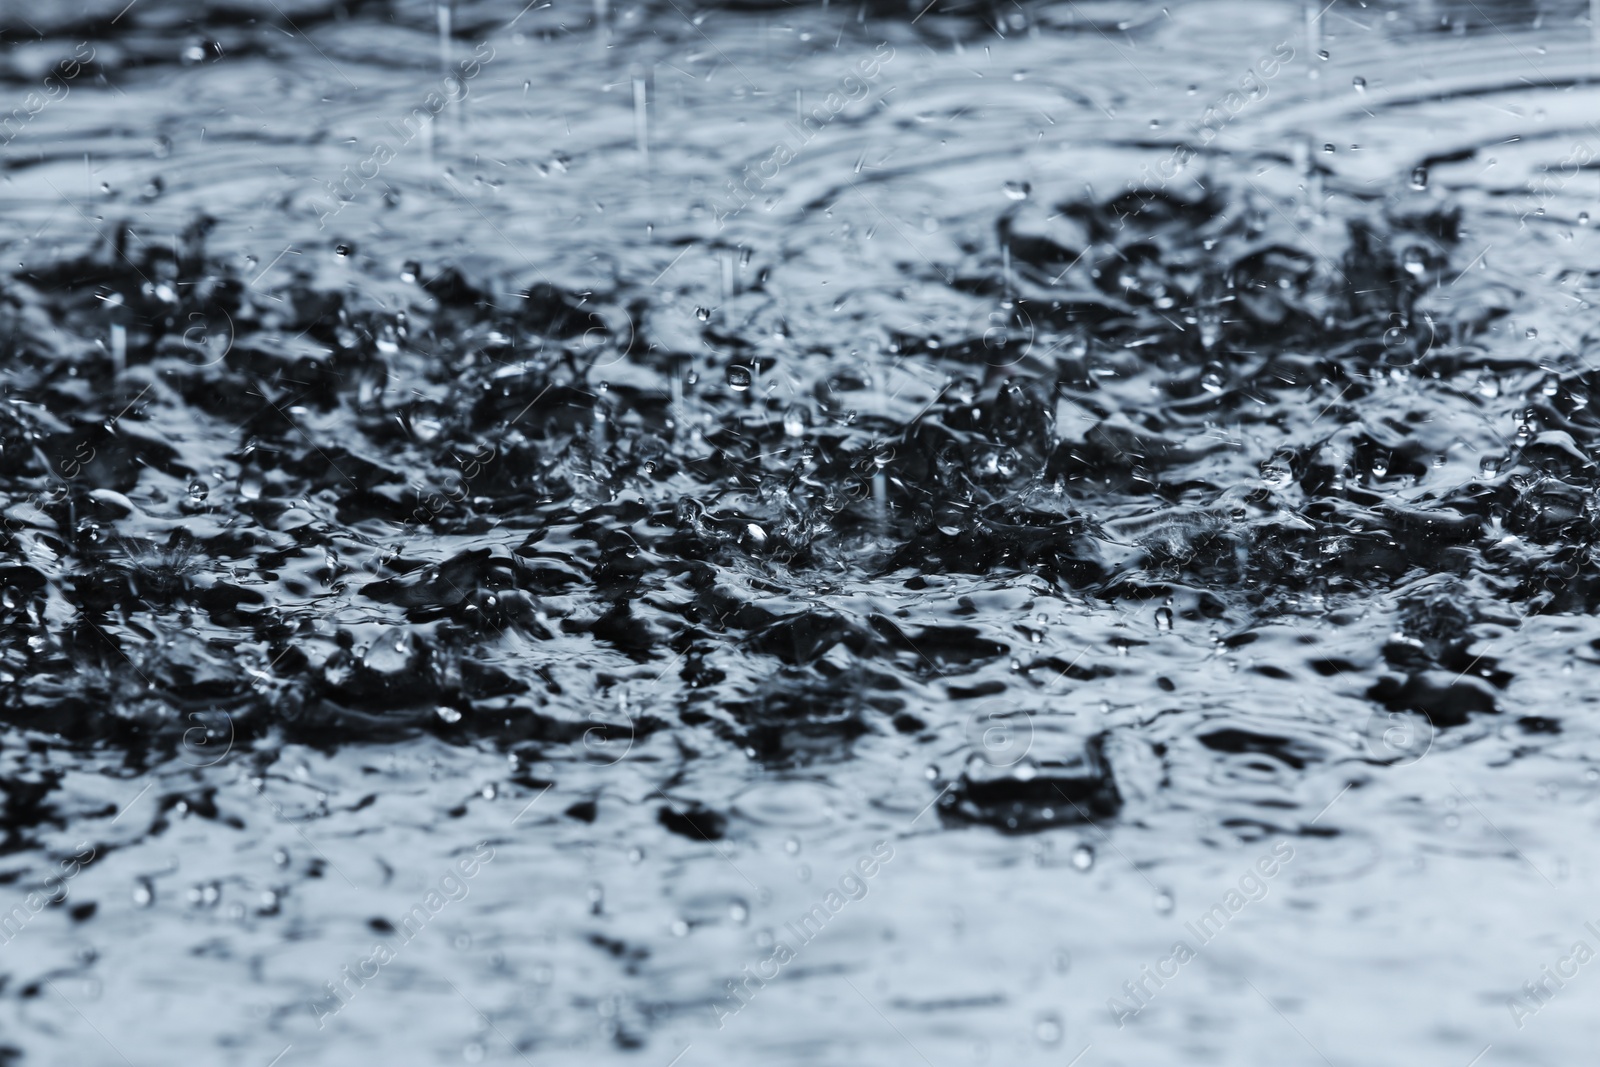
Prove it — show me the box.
[1259,460,1292,488]
[1409,165,1428,190]
[1003,180,1031,200]
[1071,844,1094,871]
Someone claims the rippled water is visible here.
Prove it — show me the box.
[5,0,1600,1064]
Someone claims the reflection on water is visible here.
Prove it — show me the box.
[3,0,1600,1064]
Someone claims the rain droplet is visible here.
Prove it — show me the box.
[1352,76,1366,91]
[401,260,421,282]
[1409,165,1428,190]
[695,306,711,322]
[1071,844,1095,871]
[1154,890,1174,914]
[133,878,154,907]
[334,243,353,259]
[1154,606,1173,632]
[1002,180,1031,201]
[726,365,753,391]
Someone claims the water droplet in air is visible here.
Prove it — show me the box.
[334,243,353,259]
[1402,248,1426,276]
[1035,1015,1064,1045]
[133,879,154,907]
[436,706,463,724]
[695,306,711,322]
[1526,328,1539,339]
[1071,844,1094,871]
[1352,76,1366,91]
[726,365,753,391]
[1154,606,1173,632]
[1410,165,1428,190]
[401,260,421,282]
[1154,890,1174,914]
[1002,180,1031,201]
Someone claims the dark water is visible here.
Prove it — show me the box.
[2,0,1600,1063]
